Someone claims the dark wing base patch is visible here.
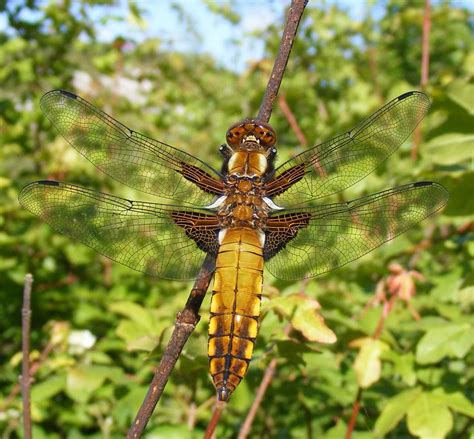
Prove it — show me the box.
[263,212,311,260]
[171,211,220,255]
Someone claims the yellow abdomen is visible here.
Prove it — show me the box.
[208,227,264,401]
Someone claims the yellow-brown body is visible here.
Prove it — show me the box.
[208,228,263,401]
[208,123,275,401]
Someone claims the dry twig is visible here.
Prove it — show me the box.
[21,273,33,439]
[258,0,308,123]
[127,254,215,438]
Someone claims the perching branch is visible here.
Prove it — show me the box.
[21,273,33,439]
[257,0,308,123]
[128,1,308,436]
[127,254,215,438]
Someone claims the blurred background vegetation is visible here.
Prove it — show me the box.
[1,0,473,438]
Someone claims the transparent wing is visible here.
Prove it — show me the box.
[265,182,448,280]
[266,91,430,207]
[19,180,220,280]
[40,90,224,206]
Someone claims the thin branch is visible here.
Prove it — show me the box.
[412,0,431,160]
[21,273,33,439]
[1,340,55,411]
[278,94,308,146]
[257,0,308,123]
[345,388,362,439]
[238,324,291,439]
[204,400,226,439]
[238,358,277,439]
[127,254,215,438]
[367,47,383,102]
[420,0,431,88]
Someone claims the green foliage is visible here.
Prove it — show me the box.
[1,0,473,437]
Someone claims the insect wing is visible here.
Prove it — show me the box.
[265,182,448,280]
[19,180,219,280]
[40,90,224,206]
[267,92,430,207]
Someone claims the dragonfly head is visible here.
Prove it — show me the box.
[226,119,276,154]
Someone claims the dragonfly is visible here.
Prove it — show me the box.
[19,90,448,402]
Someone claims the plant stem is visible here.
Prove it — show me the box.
[21,273,33,439]
[345,388,362,439]
[127,254,215,438]
[203,400,226,439]
[412,0,431,160]
[238,324,292,439]
[278,94,308,146]
[257,0,308,123]
[237,358,278,439]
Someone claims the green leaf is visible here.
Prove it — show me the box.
[109,301,157,332]
[352,338,388,388]
[65,365,123,403]
[31,374,66,402]
[116,320,160,352]
[374,387,422,436]
[432,388,474,417]
[407,392,453,439]
[393,353,417,386]
[441,172,474,217]
[269,294,336,343]
[416,323,472,364]
[293,303,337,344]
[425,133,474,165]
[447,79,474,115]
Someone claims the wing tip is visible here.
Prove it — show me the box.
[398,90,430,104]
[18,180,60,205]
[40,89,78,106]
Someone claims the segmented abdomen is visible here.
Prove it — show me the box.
[208,227,263,401]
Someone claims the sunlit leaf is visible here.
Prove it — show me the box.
[374,387,422,436]
[416,323,472,364]
[351,337,388,388]
[406,392,453,439]
[447,79,474,115]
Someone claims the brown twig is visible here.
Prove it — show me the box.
[257,0,308,123]
[278,94,308,146]
[21,273,33,439]
[204,400,226,439]
[1,340,55,411]
[127,254,215,438]
[345,388,362,439]
[412,0,431,160]
[238,324,292,439]
[368,47,383,102]
[238,358,278,439]
[420,0,431,88]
